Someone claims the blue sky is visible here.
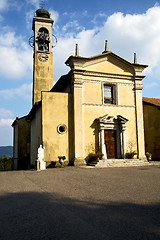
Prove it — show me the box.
[0,0,160,146]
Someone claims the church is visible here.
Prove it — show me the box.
[12,8,148,169]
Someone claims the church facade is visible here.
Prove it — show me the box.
[12,8,147,169]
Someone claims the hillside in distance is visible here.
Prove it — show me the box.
[0,146,13,157]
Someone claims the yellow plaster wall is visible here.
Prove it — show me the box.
[83,82,102,104]
[42,92,73,164]
[73,85,84,161]
[118,85,135,106]
[83,81,135,106]
[33,52,53,104]
[30,106,42,165]
[79,61,137,158]
[17,118,30,159]
[143,104,160,160]
[13,123,18,159]
[84,57,133,75]
[13,117,30,169]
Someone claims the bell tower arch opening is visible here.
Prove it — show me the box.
[37,27,50,52]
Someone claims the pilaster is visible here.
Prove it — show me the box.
[134,81,146,159]
[73,79,85,165]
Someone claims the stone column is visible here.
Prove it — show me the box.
[100,129,107,159]
[121,129,126,158]
[118,116,128,158]
[116,127,121,158]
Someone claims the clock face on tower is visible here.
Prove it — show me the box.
[38,53,49,62]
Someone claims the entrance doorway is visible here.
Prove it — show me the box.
[104,130,116,159]
[98,114,128,159]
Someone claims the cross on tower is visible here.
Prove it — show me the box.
[40,0,45,9]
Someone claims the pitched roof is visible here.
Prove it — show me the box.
[51,73,71,92]
[143,97,160,107]
[66,51,148,68]
[26,101,42,120]
[12,115,28,127]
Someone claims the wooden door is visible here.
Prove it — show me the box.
[104,130,116,159]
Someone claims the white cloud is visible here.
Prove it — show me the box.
[92,11,108,24]
[82,10,88,16]
[62,20,83,32]
[26,0,39,8]
[52,5,160,82]
[26,9,35,29]
[0,0,8,11]
[0,14,3,21]
[1,5,160,88]
[99,6,160,74]
[0,31,32,79]
[144,82,159,88]
[49,9,59,24]
[0,118,14,126]
[0,108,14,118]
[0,0,22,11]
[0,32,19,47]
[62,11,77,18]
[0,83,32,100]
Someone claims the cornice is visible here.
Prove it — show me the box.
[73,81,83,88]
[134,86,143,90]
[83,103,135,108]
[72,76,135,86]
[134,75,145,81]
[134,83,143,90]
[72,69,134,81]
[117,82,134,86]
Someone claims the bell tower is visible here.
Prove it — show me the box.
[32,8,54,105]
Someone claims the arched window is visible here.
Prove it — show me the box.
[37,27,50,52]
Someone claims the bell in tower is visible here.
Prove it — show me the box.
[31,8,54,105]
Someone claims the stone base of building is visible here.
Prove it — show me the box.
[13,158,18,170]
[46,160,70,168]
[139,155,147,161]
[73,158,86,166]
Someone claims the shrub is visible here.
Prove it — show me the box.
[85,152,103,163]
[0,157,13,171]
[126,151,137,159]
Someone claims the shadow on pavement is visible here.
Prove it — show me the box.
[0,191,160,240]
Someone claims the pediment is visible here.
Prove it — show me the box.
[98,114,128,124]
[98,114,117,124]
[83,53,134,75]
[66,51,148,77]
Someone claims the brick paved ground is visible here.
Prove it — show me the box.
[0,165,160,240]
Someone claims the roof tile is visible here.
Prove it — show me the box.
[143,97,160,107]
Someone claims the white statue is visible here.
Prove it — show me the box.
[38,145,46,170]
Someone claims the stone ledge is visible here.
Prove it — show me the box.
[96,159,150,168]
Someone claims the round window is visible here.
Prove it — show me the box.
[57,124,67,134]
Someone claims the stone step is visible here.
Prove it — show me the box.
[96,159,150,167]
[87,160,99,166]
[87,163,97,167]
